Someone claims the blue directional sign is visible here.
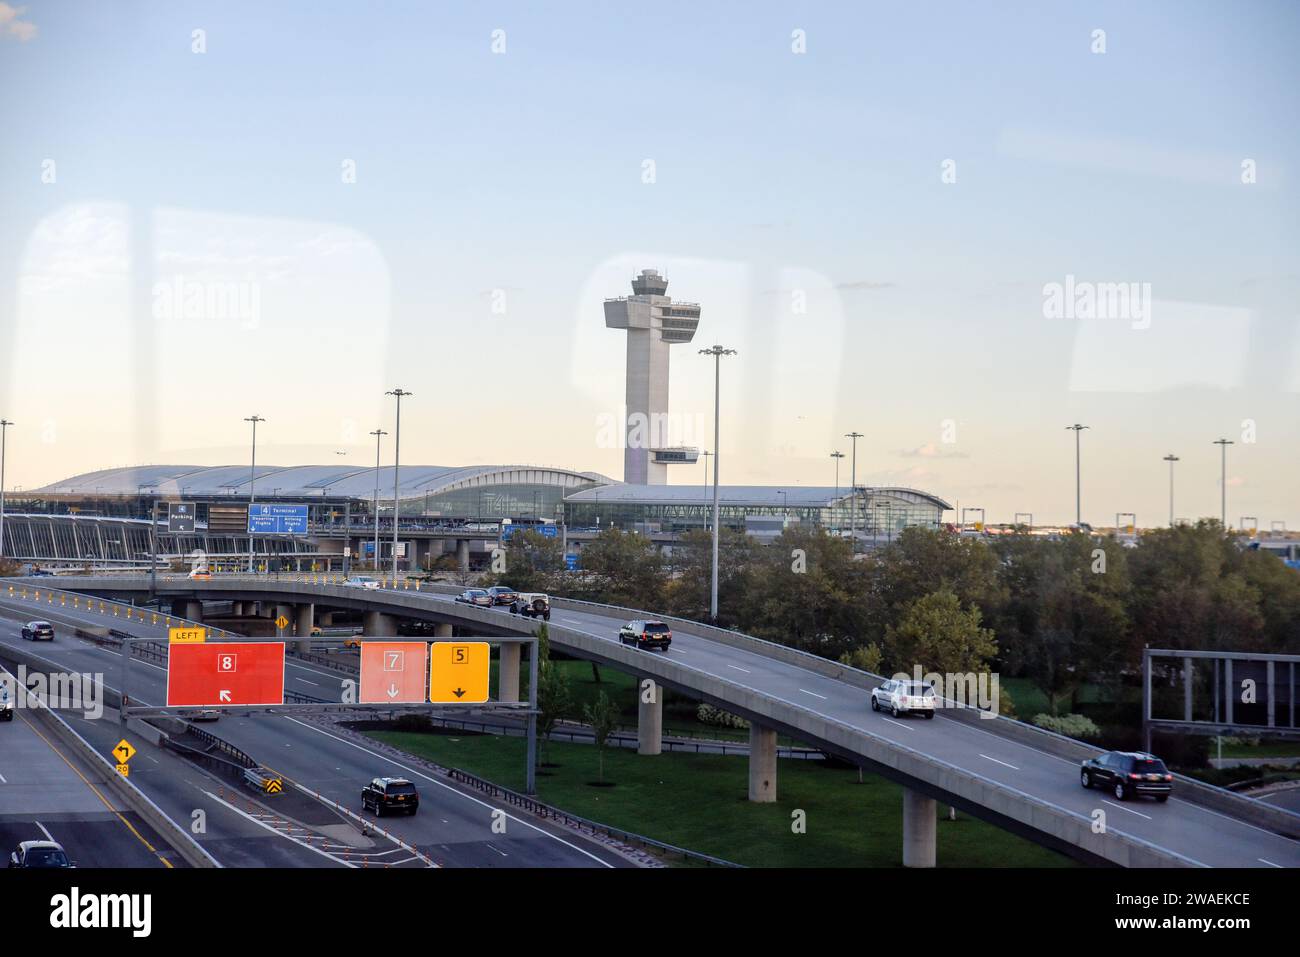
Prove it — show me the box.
[564,552,580,571]
[501,523,559,540]
[247,503,309,535]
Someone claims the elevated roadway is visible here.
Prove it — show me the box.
[0,595,628,869]
[37,573,1300,869]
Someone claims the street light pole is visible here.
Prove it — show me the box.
[244,415,265,572]
[1213,438,1234,529]
[830,450,844,535]
[1162,453,1179,527]
[699,345,736,622]
[370,428,387,570]
[0,419,11,562]
[387,389,413,578]
[1065,424,1089,526]
[844,432,863,542]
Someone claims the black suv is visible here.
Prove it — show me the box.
[361,777,419,817]
[618,620,672,651]
[1080,751,1173,802]
[21,621,54,641]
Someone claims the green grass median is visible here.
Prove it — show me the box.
[364,727,1075,868]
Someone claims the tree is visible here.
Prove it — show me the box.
[743,527,870,661]
[583,690,621,784]
[883,588,998,677]
[663,527,759,626]
[572,528,666,608]
[497,529,565,594]
[533,624,571,767]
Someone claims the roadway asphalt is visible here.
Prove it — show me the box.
[18,577,1300,867]
[0,602,628,869]
[0,660,179,868]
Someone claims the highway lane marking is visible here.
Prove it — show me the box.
[281,716,616,868]
[798,689,827,700]
[1101,799,1152,820]
[200,788,354,868]
[36,821,55,842]
[727,665,751,674]
[880,717,913,731]
[20,716,173,868]
[295,678,322,687]
[979,754,1020,771]
[0,771,7,783]
[1258,858,1282,868]
[484,843,508,858]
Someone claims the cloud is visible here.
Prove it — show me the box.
[0,3,37,41]
[898,442,968,459]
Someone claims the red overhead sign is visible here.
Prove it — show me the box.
[167,642,286,708]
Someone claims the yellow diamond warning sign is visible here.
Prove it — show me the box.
[112,739,136,763]
[274,615,289,630]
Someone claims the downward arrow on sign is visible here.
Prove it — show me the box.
[387,684,399,698]
[453,688,466,698]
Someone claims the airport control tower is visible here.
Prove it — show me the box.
[604,269,701,484]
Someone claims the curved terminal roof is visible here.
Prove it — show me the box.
[31,464,615,502]
[564,484,952,511]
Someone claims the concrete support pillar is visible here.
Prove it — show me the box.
[294,603,314,653]
[456,539,470,576]
[181,600,203,622]
[231,601,243,616]
[363,610,395,636]
[637,679,663,755]
[748,724,777,802]
[902,788,938,868]
[274,604,293,641]
[498,643,521,704]
[434,623,452,638]
[319,611,334,626]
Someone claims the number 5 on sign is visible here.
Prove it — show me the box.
[429,642,489,703]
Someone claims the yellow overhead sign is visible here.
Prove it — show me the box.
[169,626,207,644]
[429,642,490,704]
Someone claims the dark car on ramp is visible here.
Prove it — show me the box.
[1080,751,1173,802]
[21,621,54,641]
[362,777,419,817]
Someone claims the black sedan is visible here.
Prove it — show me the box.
[486,585,519,606]
[1080,751,1173,802]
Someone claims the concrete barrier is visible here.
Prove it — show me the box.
[0,658,219,869]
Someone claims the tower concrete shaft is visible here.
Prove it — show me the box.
[604,269,701,484]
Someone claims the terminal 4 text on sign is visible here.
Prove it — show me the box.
[166,642,286,708]
[359,642,429,704]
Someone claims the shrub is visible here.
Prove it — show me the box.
[1031,712,1101,740]
[696,703,750,730]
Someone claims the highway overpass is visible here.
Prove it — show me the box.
[14,574,1300,868]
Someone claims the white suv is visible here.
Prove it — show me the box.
[871,679,937,718]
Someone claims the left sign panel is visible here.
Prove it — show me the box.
[166,642,286,707]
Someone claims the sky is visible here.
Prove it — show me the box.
[1,1,1297,528]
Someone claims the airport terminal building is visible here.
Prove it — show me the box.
[1,464,950,569]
